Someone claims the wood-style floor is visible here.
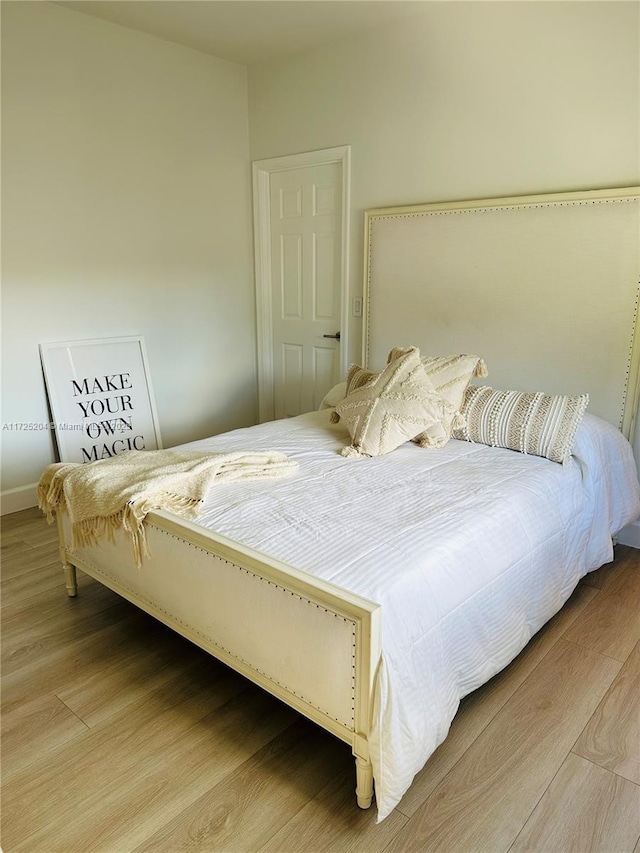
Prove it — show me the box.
[1,506,639,853]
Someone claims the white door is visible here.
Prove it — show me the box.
[269,162,343,419]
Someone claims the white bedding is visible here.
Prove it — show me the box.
[175,410,639,820]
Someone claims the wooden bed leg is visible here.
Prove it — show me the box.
[355,755,374,809]
[56,513,77,597]
[64,562,77,597]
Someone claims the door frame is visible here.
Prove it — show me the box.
[252,145,351,422]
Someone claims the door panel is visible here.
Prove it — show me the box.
[312,346,338,411]
[313,232,338,321]
[281,344,303,419]
[270,162,342,419]
[280,234,302,319]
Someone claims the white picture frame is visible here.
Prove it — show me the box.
[40,336,162,463]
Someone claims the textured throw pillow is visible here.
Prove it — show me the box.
[336,356,459,447]
[452,384,589,464]
[328,365,375,420]
[328,368,375,424]
[335,348,450,457]
[386,348,489,445]
[345,364,377,394]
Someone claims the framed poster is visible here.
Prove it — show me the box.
[40,336,162,463]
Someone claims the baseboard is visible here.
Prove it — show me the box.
[616,518,640,550]
[1,483,39,516]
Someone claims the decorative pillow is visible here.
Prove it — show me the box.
[328,364,381,424]
[452,384,589,464]
[335,348,450,458]
[345,364,377,394]
[336,356,460,446]
[319,382,347,410]
[387,347,489,445]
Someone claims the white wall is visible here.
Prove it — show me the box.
[248,0,640,546]
[1,2,256,510]
[3,1,638,516]
[248,0,639,367]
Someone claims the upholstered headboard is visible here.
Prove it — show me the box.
[363,188,640,440]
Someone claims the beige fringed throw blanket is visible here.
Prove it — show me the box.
[38,449,299,567]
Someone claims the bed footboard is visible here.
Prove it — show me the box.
[56,510,381,809]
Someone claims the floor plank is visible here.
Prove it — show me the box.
[133,718,349,853]
[1,693,89,780]
[396,581,598,816]
[258,761,408,853]
[385,640,621,853]
[1,609,160,715]
[510,753,640,852]
[58,621,230,728]
[0,506,47,531]
[562,547,640,661]
[1,560,95,609]
[573,641,640,785]
[600,545,640,598]
[8,688,298,853]
[0,540,61,580]
[1,580,134,675]
[0,535,36,558]
[0,519,58,549]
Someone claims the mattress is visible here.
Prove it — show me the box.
[174,410,640,820]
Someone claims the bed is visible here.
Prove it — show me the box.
[53,187,640,821]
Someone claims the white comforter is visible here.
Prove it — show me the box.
[177,411,639,820]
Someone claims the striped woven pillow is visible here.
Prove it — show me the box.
[452,385,589,464]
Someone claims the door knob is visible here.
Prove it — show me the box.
[323,332,341,341]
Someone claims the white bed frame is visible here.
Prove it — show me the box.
[58,511,381,808]
[57,187,640,810]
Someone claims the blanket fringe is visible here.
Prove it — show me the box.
[69,492,204,568]
[68,506,150,570]
[37,467,68,524]
[71,511,126,551]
